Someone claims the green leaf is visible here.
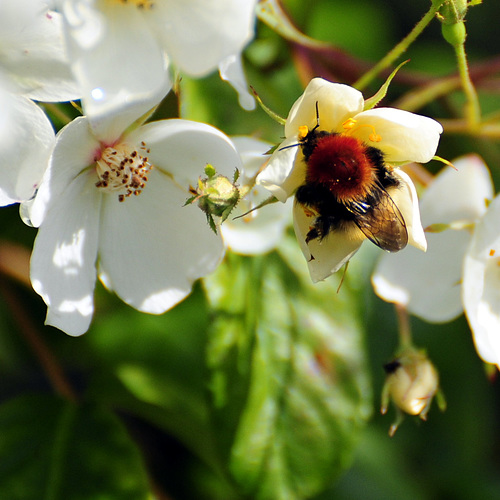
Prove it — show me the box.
[0,394,150,500]
[257,0,329,49]
[87,288,215,462]
[204,241,372,499]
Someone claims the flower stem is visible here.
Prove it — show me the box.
[394,77,460,112]
[354,0,445,91]
[454,42,481,130]
[394,304,413,350]
[439,119,500,138]
[42,102,76,126]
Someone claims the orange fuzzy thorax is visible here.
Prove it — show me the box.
[305,134,376,202]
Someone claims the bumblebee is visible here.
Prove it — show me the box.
[295,111,408,252]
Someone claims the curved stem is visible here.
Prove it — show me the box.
[439,119,500,138]
[394,78,460,112]
[42,102,77,126]
[455,42,481,129]
[395,303,413,350]
[354,0,445,90]
[0,277,78,403]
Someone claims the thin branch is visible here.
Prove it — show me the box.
[0,277,78,403]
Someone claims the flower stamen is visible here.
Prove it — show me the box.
[342,118,357,130]
[116,0,155,9]
[488,248,500,266]
[95,141,153,202]
[298,125,309,140]
[342,118,382,143]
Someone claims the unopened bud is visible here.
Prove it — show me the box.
[438,0,469,47]
[381,349,444,436]
[441,21,466,47]
[186,165,240,233]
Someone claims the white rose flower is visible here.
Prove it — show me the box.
[256,78,442,282]
[463,192,500,368]
[26,112,243,336]
[58,0,257,128]
[0,0,80,205]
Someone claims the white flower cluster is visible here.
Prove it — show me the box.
[2,0,290,336]
[373,154,500,369]
[255,77,500,371]
[2,0,499,376]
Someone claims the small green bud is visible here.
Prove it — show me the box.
[441,20,466,47]
[437,0,469,47]
[185,165,240,234]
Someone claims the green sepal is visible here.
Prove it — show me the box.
[250,86,287,126]
[363,60,409,111]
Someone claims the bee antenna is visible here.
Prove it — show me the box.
[279,142,300,151]
[279,101,321,152]
[312,101,321,133]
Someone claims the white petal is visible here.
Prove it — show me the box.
[463,194,500,367]
[256,136,305,202]
[0,81,9,139]
[373,156,494,323]
[352,108,442,164]
[219,54,255,110]
[221,200,291,255]
[221,136,291,255]
[98,169,225,313]
[230,136,271,178]
[150,0,257,77]
[293,201,363,282]
[0,0,79,101]
[25,116,100,227]
[61,1,170,140]
[222,188,291,255]
[131,119,243,188]
[285,78,364,138]
[31,172,101,336]
[420,154,493,225]
[0,94,55,206]
[389,169,427,251]
[373,230,468,323]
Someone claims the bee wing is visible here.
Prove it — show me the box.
[349,188,408,252]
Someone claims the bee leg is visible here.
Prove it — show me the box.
[305,227,320,244]
[306,215,338,244]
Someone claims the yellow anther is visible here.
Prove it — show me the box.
[343,119,383,143]
[117,0,155,8]
[369,132,382,142]
[298,125,309,139]
[342,118,357,130]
